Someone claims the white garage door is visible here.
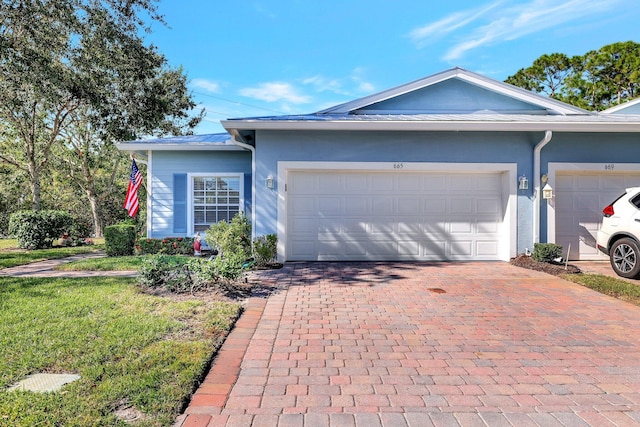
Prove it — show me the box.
[286,170,507,261]
[555,173,640,260]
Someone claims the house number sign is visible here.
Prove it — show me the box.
[604,164,615,170]
[393,163,404,169]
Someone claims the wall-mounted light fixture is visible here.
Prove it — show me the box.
[518,174,529,190]
[265,174,275,189]
[542,183,553,199]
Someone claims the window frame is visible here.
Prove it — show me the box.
[187,173,244,236]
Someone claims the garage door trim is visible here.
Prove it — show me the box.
[277,161,517,261]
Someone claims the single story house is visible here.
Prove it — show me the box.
[117,67,640,262]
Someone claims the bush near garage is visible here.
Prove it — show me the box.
[532,242,563,263]
[205,213,252,259]
[253,234,278,267]
[9,210,73,249]
[135,236,194,255]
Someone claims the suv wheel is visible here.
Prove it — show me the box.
[610,237,640,278]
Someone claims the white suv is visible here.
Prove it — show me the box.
[596,187,640,278]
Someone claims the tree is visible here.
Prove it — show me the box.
[0,0,200,212]
[505,42,640,111]
[505,53,574,100]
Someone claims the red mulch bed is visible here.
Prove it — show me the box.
[510,254,581,276]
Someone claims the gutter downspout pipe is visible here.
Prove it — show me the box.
[231,137,257,241]
[533,130,553,244]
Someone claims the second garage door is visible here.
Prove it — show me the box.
[555,172,640,260]
[286,170,508,261]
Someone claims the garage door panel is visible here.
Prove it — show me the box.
[372,199,393,214]
[477,199,500,214]
[398,198,420,214]
[318,198,342,214]
[450,222,473,234]
[450,199,473,214]
[450,175,474,191]
[290,197,316,214]
[422,240,447,257]
[425,199,447,213]
[290,217,317,234]
[477,220,500,234]
[450,240,473,256]
[477,241,499,256]
[287,170,506,261]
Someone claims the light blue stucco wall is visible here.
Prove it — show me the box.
[150,150,252,238]
[539,132,640,241]
[253,129,544,255]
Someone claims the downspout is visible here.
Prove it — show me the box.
[231,137,256,241]
[533,130,553,244]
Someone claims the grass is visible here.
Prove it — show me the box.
[54,255,146,271]
[0,239,18,250]
[562,273,640,306]
[0,245,104,269]
[0,276,242,426]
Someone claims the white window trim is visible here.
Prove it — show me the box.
[276,161,517,262]
[187,173,244,236]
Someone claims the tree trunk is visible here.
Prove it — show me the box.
[87,191,104,237]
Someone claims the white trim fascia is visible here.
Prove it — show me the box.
[186,173,245,236]
[276,161,517,262]
[146,150,152,237]
[222,119,640,133]
[546,162,640,243]
[116,143,245,151]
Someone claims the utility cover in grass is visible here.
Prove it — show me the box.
[7,373,80,393]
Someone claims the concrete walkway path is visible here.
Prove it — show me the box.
[0,251,136,278]
[178,261,640,427]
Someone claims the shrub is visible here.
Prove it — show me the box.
[212,251,245,281]
[532,243,563,263]
[8,210,73,249]
[137,254,244,294]
[204,213,251,259]
[104,223,137,256]
[60,216,94,247]
[135,236,194,255]
[253,234,278,266]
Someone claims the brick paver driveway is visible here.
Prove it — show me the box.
[179,262,640,427]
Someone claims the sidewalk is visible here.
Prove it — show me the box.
[0,251,137,278]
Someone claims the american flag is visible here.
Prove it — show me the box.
[124,159,142,217]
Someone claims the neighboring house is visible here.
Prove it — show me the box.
[117,67,640,262]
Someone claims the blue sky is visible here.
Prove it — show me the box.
[145,0,640,134]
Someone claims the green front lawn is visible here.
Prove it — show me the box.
[53,255,146,271]
[0,277,241,426]
[0,245,104,269]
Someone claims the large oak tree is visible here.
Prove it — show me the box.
[0,0,201,218]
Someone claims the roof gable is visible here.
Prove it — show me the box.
[319,67,588,116]
[601,98,640,114]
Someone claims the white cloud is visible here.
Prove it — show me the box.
[239,82,311,104]
[302,75,343,93]
[409,1,504,48]
[191,78,221,94]
[302,68,375,97]
[409,0,623,60]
